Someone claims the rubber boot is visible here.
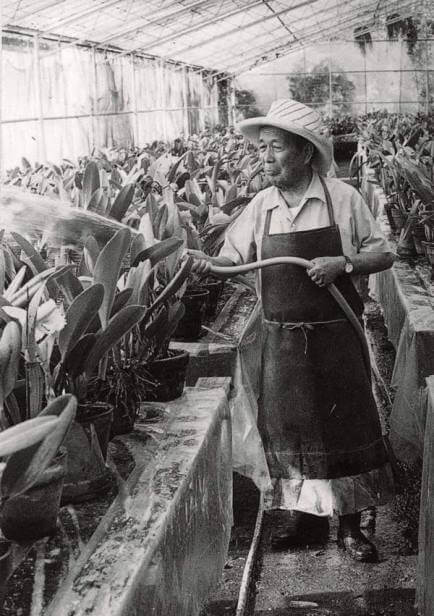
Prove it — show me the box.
[337,512,378,562]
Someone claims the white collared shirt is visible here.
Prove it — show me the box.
[220,171,391,266]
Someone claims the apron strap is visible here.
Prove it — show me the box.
[264,209,273,236]
[319,176,336,226]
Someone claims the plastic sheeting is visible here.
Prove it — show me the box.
[47,387,232,616]
[417,375,434,616]
[230,300,271,492]
[370,261,434,465]
[1,33,220,168]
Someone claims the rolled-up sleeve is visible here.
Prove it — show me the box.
[350,191,392,254]
[219,199,258,265]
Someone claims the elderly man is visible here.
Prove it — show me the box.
[191,99,395,562]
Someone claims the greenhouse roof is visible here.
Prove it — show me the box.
[2,0,428,75]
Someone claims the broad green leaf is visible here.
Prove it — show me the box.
[55,269,83,308]
[64,333,97,378]
[108,184,135,222]
[0,321,21,410]
[87,188,108,214]
[10,232,48,275]
[83,236,101,276]
[83,161,100,208]
[0,415,58,457]
[84,305,146,376]
[130,233,147,265]
[0,249,5,295]
[131,237,183,268]
[149,256,193,313]
[2,395,76,500]
[58,284,104,360]
[93,228,131,328]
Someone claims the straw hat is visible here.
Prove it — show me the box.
[237,99,333,175]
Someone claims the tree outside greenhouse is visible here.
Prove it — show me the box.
[287,61,356,115]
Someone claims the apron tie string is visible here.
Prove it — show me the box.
[264,318,348,354]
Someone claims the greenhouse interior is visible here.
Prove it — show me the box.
[1,0,434,614]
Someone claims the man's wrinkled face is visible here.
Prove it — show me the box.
[259,127,310,189]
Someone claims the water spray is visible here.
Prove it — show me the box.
[0,188,136,248]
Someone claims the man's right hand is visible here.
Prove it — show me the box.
[186,249,212,274]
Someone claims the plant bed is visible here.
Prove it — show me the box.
[0,385,232,616]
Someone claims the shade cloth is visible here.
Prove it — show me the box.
[369,218,434,465]
[417,375,434,616]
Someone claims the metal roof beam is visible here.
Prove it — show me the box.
[207,0,377,74]
[223,0,411,74]
[39,0,127,34]
[126,0,282,56]
[168,0,321,58]
[231,4,417,75]
[7,0,62,21]
[186,0,360,67]
[97,0,218,45]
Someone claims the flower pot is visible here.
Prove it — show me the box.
[389,208,407,234]
[422,240,434,261]
[173,289,209,340]
[61,402,114,504]
[110,404,139,437]
[422,241,434,281]
[412,224,426,256]
[145,349,190,402]
[0,540,13,610]
[0,447,67,542]
[200,278,225,317]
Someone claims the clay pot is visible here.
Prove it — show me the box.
[61,402,114,504]
[200,278,225,317]
[173,288,209,340]
[0,448,67,542]
[389,208,407,234]
[422,241,434,281]
[110,404,139,438]
[0,540,13,609]
[145,349,190,402]
[412,224,426,256]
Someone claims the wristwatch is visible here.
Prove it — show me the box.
[343,255,354,274]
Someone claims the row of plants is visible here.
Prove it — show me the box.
[357,111,434,277]
[0,127,267,603]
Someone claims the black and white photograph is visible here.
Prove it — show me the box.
[0,1,433,614]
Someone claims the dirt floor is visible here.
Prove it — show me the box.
[201,297,421,616]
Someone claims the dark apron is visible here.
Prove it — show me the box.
[258,177,388,480]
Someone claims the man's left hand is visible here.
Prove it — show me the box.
[306,256,345,287]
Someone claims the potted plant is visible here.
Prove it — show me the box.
[123,237,194,402]
[0,314,76,543]
[0,400,76,610]
[48,229,148,501]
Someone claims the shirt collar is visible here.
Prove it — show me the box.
[265,171,327,210]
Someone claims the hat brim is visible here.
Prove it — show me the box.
[237,116,332,176]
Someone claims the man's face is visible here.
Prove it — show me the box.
[259,127,308,189]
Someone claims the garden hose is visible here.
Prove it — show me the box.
[209,257,371,378]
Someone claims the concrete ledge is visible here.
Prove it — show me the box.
[46,387,232,616]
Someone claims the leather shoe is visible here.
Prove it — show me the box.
[270,512,329,549]
[337,528,378,562]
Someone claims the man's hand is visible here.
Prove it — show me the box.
[186,249,212,274]
[306,256,345,287]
